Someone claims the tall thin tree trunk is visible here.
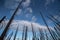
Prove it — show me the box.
[0,16,6,23]
[25,26,28,40]
[13,27,18,40]
[40,12,55,40]
[0,1,23,40]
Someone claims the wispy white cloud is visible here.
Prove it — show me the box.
[22,0,33,19]
[25,13,32,18]
[25,7,33,18]
[24,7,32,14]
[16,9,22,15]
[26,7,32,13]
[32,16,37,22]
[22,0,33,17]
[3,20,54,32]
[21,0,31,8]
[4,0,33,16]
[47,19,52,24]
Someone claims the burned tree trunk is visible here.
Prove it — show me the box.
[0,1,23,40]
[49,28,58,40]
[49,14,60,23]
[40,12,55,40]
[54,23,60,38]
[0,16,6,23]
[39,28,45,40]
[47,16,60,27]
[25,26,28,40]
[22,26,25,40]
[44,29,48,40]
[22,26,28,40]
[13,27,18,40]
[6,32,13,40]
[31,23,35,40]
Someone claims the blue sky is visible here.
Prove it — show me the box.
[0,0,60,40]
[0,0,60,23]
[0,0,60,24]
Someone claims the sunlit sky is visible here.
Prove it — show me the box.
[0,0,60,40]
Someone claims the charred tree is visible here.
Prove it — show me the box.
[44,29,48,40]
[49,14,60,23]
[49,28,58,40]
[22,26,25,40]
[54,23,60,37]
[0,16,6,23]
[31,23,36,40]
[40,12,55,40]
[0,0,23,40]
[6,32,13,40]
[13,27,18,40]
[47,16,60,27]
[39,28,45,40]
[25,26,28,40]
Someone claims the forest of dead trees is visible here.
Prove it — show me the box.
[0,0,60,40]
